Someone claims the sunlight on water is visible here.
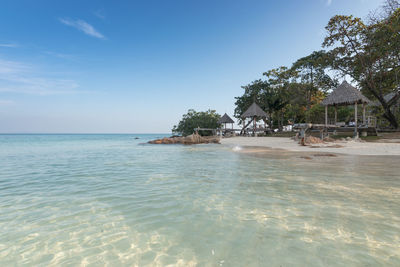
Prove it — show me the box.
[0,134,399,266]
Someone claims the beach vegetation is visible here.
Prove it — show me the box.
[322,6,400,128]
[235,0,400,129]
[172,109,221,136]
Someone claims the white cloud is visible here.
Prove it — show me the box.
[59,18,105,39]
[0,59,30,74]
[326,0,332,6]
[0,58,81,95]
[0,43,18,48]
[94,9,106,19]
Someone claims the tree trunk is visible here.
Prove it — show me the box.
[278,111,283,131]
[269,112,273,132]
[382,109,398,129]
[364,83,399,129]
[376,94,398,129]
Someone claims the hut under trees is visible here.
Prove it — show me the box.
[322,81,370,136]
[218,113,235,130]
[241,102,268,135]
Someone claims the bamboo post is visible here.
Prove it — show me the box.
[325,105,328,127]
[354,102,358,138]
[253,116,256,136]
[334,105,337,125]
[362,103,366,125]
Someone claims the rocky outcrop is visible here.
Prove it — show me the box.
[148,133,220,145]
[300,136,324,146]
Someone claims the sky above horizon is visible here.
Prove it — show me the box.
[0,0,384,133]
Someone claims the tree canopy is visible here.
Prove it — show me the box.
[172,109,221,136]
[234,0,400,129]
[323,3,400,127]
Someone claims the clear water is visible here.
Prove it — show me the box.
[0,134,399,266]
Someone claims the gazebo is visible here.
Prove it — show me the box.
[322,81,370,136]
[218,113,235,130]
[241,102,268,135]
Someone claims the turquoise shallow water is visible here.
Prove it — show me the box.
[0,134,399,266]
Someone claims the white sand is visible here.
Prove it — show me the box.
[221,137,400,156]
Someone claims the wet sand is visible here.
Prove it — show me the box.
[221,137,400,156]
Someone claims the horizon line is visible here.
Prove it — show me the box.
[0,132,171,135]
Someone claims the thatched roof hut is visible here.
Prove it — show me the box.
[218,113,234,124]
[241,102,268,118]
[322,81,371,137]
[322,81,370,106]
[240,102,268,136]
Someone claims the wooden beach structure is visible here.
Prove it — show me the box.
[322,81,371,137]
[241,102,268,135]
[218,113,235,131]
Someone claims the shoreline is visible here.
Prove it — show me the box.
[220,136,400,156]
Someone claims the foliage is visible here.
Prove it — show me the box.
[304,104,352,124]
[234,0,400,129]
[234,74,290,130]
[234,80,268,122]
[322,4,400,128]
[290,50,338,115]
[172,109,221,136]
[304,104,326,124]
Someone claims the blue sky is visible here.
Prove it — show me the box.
[0,0,383,133]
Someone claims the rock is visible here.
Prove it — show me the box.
[299,136,324,146]
[148,133,220,145]
[323,136,335,142]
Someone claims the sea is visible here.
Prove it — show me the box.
[0,134,399,266]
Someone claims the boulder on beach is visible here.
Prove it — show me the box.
[300,136,324,146]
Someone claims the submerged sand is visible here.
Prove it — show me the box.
[221,137,400,156]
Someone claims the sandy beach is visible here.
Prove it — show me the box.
[221,136,400,156]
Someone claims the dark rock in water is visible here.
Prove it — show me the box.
[148,133,220,145]
[134,137,139,139]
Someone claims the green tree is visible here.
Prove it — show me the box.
[234,79,268,122]
[290,50,338,113]
[323,5,400,128]
[234,75,289,130]
[263,67,292,129]
[172,109,221,136]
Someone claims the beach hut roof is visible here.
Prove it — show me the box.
[218,113,235,124]
[322,81,370,106]
[241,102,268,118]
